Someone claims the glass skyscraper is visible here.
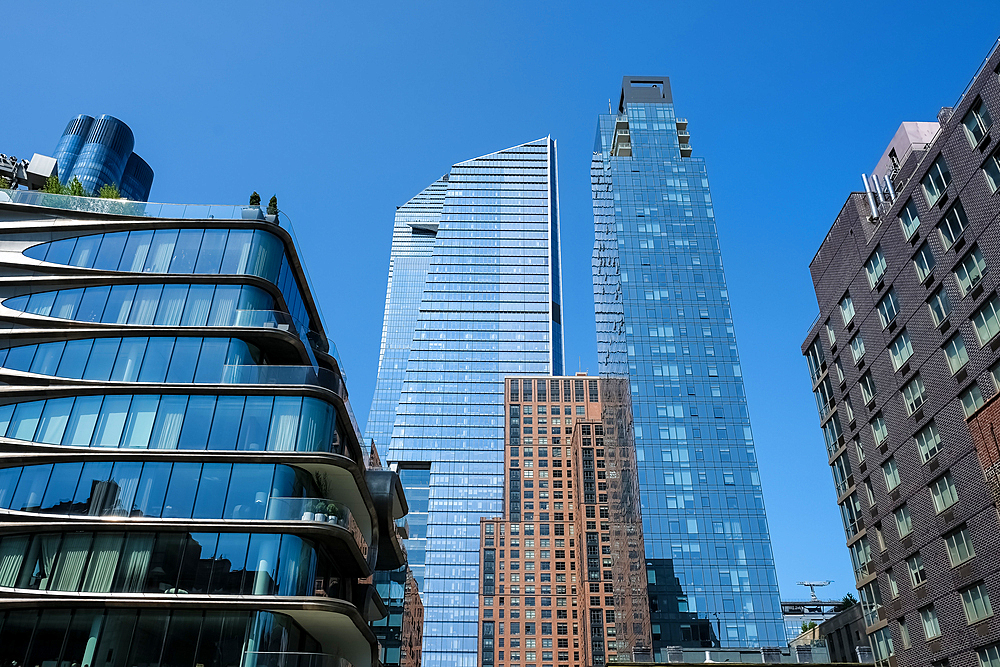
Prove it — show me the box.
[592,77,784,647]
[52,114,154,201]
[366,137,564,667]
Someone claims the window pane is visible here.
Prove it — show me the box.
[122,395,159,448]
[267,397,302,451]
[102,285,137,324]
[169,229,203,273]
[193,463,232,519]
[221,230,253,274]
[30,341,65,376]
[119,230,154,272]
[143,229,177,272]
[111,337,148,382]
[162,462,201,518]
[154,285,188,325]
[224,465,273,520]
[181,284,214,326]
[51,289,83,320]
[57,339,94,379]
[178,395,214,450]
[9,401,44,441]
[194,338,229,383]
[138,338,174,382]
[93,232,128,271]
[208,286,241,326]
[237,396,273,451]
[93,395,132,447]
[36,397,74,445]
[195,230,228,274]
[208,396,244,450]
[128,285,163,325]
[63,395,103,446]
[165,337,201,383]
[150,395,187,450]
[133,462,171,518]
[39,461,83,512]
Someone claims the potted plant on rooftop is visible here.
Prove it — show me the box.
[243,191,265,220]
[265,195,279,224]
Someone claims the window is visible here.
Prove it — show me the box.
[914,243,936,282]
[825,320,836,347]
[859,372,877,405]
[806,340,826,383]
[962,97,993,146]
[938,201,970,251]
[944,335,970,374]
[844,395,855,423]
[962,584,994,624]
[915,422,942,463]
[871,626,894,667]
[961,384,985,417]
[899,617,911,649]
[928,286,952,327]
[908,554,927,588]
[840,294,856,326]
[864,479,876,507]
[922,155,952,206]
[976,296,1000,345]
[850,334,866,363]
[882,457,901,491]
[895,505,913,538]
[978,644,1000,667]
[887,568,900,598]
[834,358,845,383]
[865,247,888,289]
[871,414,888,445]
[855,436,866,464]
[984,147,1000,193]
[889,331,913,370]
[877,289,900,328]
[930,472,958,513]
[945,527,976,566]
[900,199,921,239]
[920,605,941,639]
[956,247,987,296]
[901,375,927,415]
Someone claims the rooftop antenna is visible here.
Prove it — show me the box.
[797,580,832,602]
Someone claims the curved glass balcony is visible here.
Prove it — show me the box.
[267,498,368,557]
[0,393,343,454]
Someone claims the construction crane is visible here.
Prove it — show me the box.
[797,581,832,602]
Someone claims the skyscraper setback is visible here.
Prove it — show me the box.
[366,138,565,667]
[591,77,784,646]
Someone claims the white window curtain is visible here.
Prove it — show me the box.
[81,533,124,592]
[117,533,154,592]
[50,533,92,591]
[0,536,28,587]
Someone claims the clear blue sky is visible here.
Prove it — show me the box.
[8,1,999,601]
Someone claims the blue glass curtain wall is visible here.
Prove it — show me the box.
[23,228,312,333]
[4,283,274,327]
[0,608,323,667]
[0,336,262,383]
[0,530,328,597]
[0,393,340,453]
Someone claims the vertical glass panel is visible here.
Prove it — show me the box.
[83,338,121,381]
[195,230,228,274]
[57,339,94,379]
[73,461,114,514]
[144,229,178,272]
[244,534,280,595]
[25,609,72,665]
[237,396,273,451]
[162,462,201,518]
[30,341,65,375]
[181,285,214,326]
[61,609,107,665]
[0,610,36,666]
[111,337,148,381]
[249,231,284,282]
[51,289,83,320]
[146,533,186,594]
[4,344,38,371]
[268,396,302,451]
[160,611,201,667]
[155,284,188,325]
[0,535,28,586]
[170,229,204,273]
[44,238,77,265]
[299,398,334,453]
[119,230,154,272]
[9,401,44,441]
[150,395,187,449]
[225,339,257,366]
[165,337,201,383]
[129,285,163,324]
[133,462,171,518]
[39,461,83,512]
[122,395,160,448]
[102,285,137,324]
[3,295,28,312]
[26,291,56,316]
[138,337,174,382]
[208,396,243,450]
[239,285,274,311]
[212,533,251,593]
[179,533,218,594]
[208,285,241,326]
[108,462,144,516]
[115,534,156,594]
[49,533,92,592]
[11,464,53,511]
[194,338,229,383]
[215,613,252,666]
[76,286,111,322]
[63,395,103,446]
[36,397,74,444]
[93,395,132,447]
[18,534,60,589]
[0,466,19,508]
[92,609,136,667]
[93,232,128,271]
[276,534,313,596]
[70,235,102,268]
[193,463,232,518]
[225,465,272,520]
[123,611,167,667]
[221,230,253,274]
[82,534,124,592]
[0,403,13,436]
[178,395,214,450]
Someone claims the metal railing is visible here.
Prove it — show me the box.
[266,497,368,556]
[221,364,345,396]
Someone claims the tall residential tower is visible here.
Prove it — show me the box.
[366,138,565,667]
[592,77,784,649]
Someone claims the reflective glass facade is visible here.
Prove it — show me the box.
[0,199,408,667]
[592,78,783,646]
[366,138,564,667]
[51,114,155,201]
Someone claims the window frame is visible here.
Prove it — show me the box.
[938,200,970,251]
[913,242,936,283]
[921,155,952,207]
[955,246,987,297]
[944,334,970,375]
[962,97,994,147]
[930,472,959,513]
[865,247,887,290]
[876,289,900,329]
[899,199,921,240]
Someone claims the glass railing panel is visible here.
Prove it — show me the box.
[244,653,354,667]
[266,497,368,556]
